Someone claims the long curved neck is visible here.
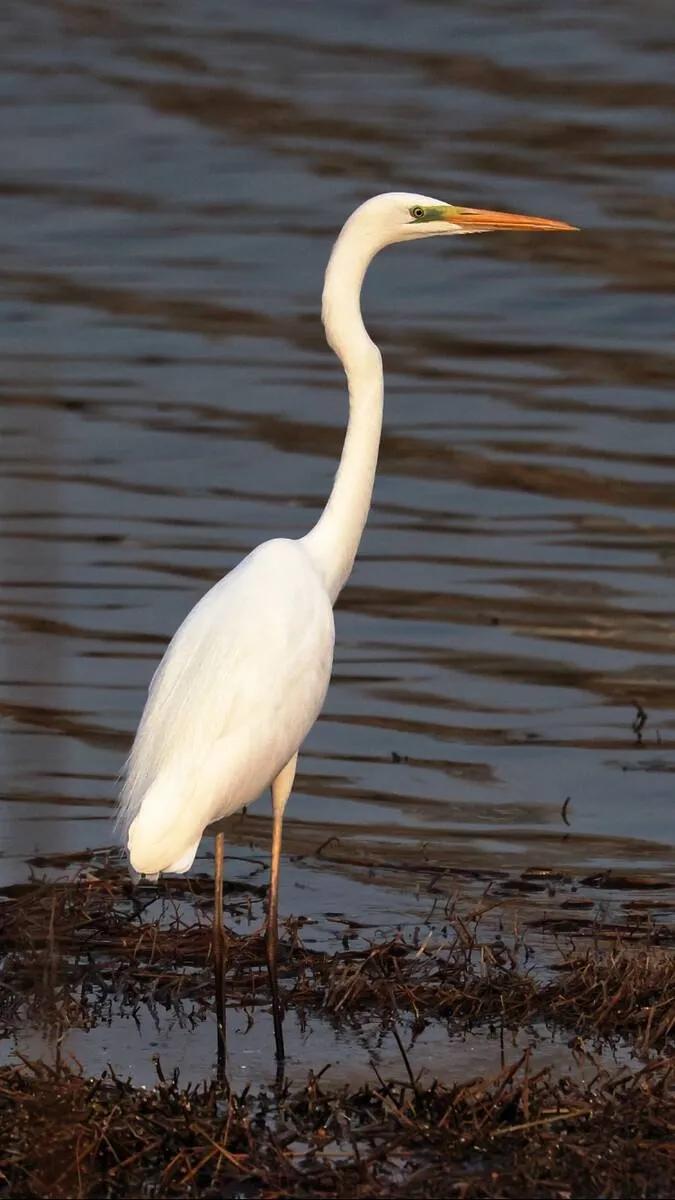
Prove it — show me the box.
[302,217,384,603]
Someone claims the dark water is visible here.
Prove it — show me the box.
[2,1,674,908]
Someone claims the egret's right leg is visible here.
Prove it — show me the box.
[267,752,297,1063]
[213,830,227,1081]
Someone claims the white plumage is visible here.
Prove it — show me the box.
[119,192,573,877]
[121,538,334,875]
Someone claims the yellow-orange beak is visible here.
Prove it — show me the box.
[446,206,577,233]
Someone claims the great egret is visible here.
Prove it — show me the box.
[118,192,575,1065]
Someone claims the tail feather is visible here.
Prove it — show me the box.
[125,768,204,877]
[116,763,143,842]
[164,840,200,874]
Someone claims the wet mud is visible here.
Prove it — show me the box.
[1,854,673,1196]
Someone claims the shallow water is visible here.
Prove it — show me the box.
[0,0,674,1082]
[5,1001,641,1093]
[2,856,662,1092]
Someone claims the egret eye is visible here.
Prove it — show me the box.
[410,206,425,219]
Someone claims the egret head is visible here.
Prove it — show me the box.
[323,191,576,361]
[347,191,577,246]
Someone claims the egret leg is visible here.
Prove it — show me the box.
[213,830,227,1083]
[267,753,297,1063]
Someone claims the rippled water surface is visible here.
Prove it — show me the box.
[2,0,674,912]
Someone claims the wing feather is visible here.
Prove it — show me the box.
[118,539,334,872]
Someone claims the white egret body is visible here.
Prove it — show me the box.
[118,192,574,1061]
[122,538,334,875]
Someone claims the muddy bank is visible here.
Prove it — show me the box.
[2,1054,672,1199]
[1,858,673,1197]
[1,859,673,1052]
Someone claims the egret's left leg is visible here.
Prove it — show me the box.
[267,752,297,1062]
